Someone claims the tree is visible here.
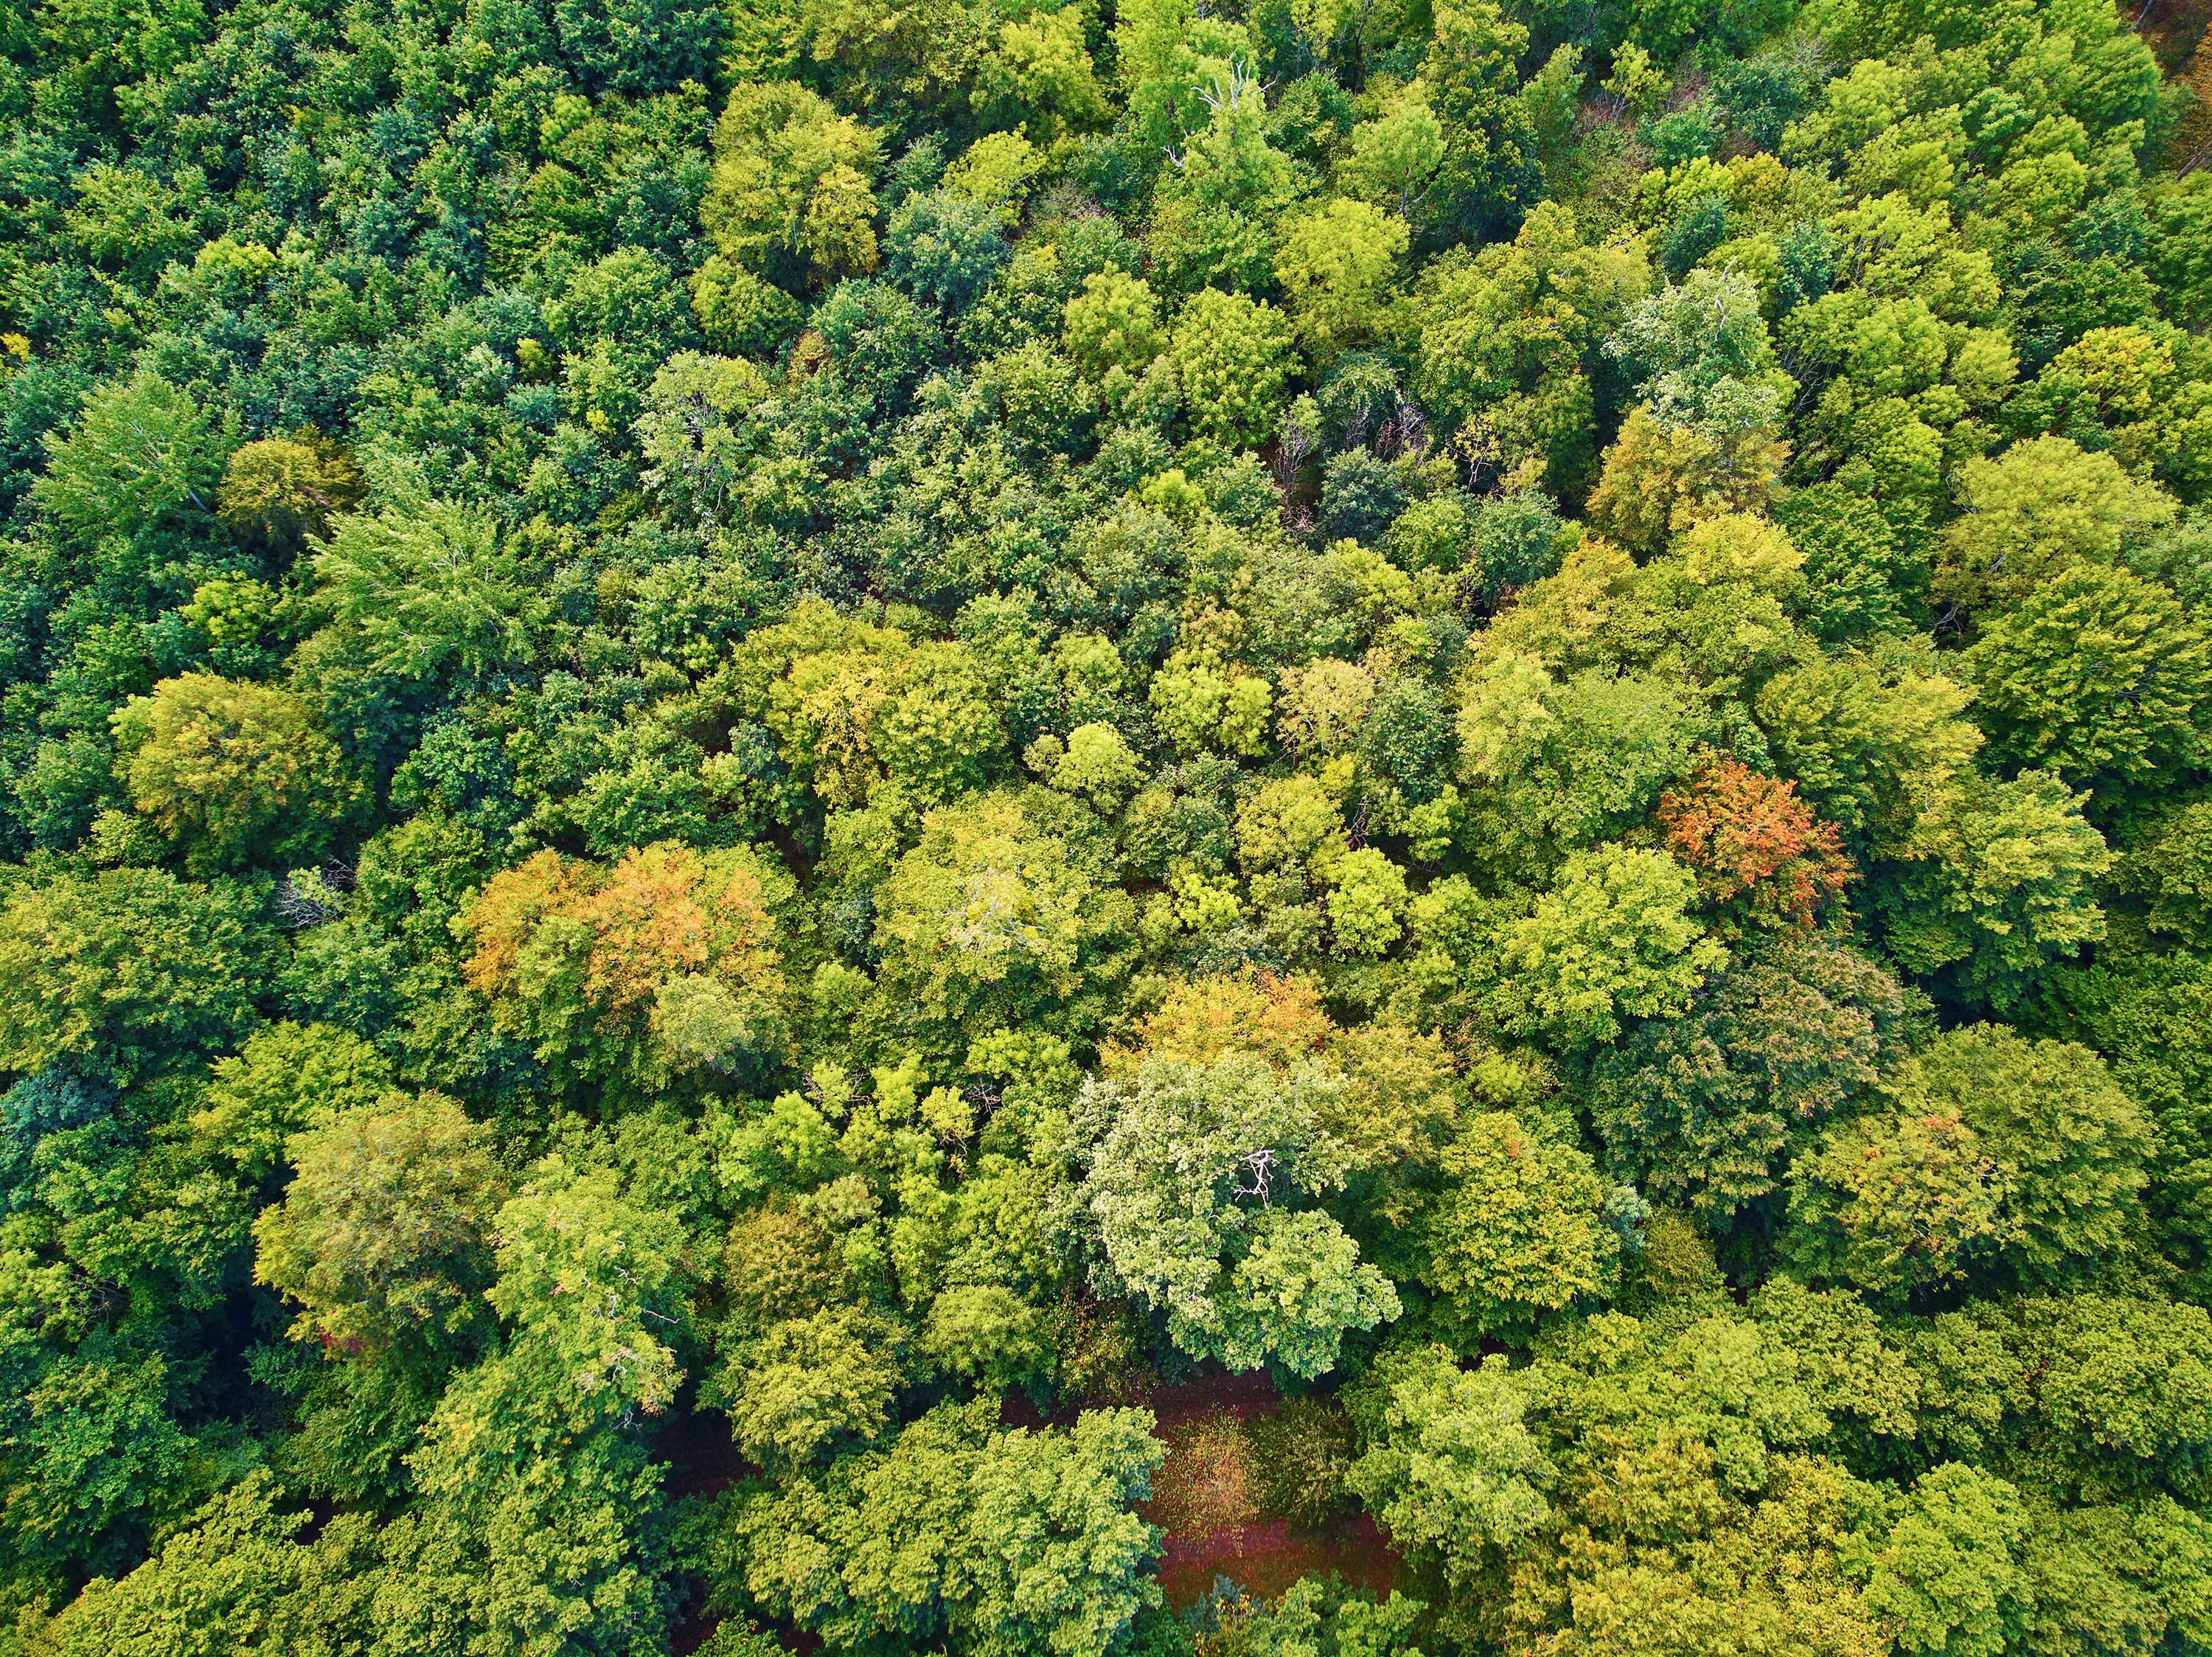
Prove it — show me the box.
[1422,1113,1621,1335]
[215,433,362,550]
[731,1400,1166,1657]
[1785,1108,2012,1299]
[31,1472,377,1657]
[871,793,1127,1042]
[464,841,791,1094]
[1590,937,1924,1219]
[1865,1465,2031,1657]
[1871,770,2111,1010]
[1789,1027,2152,1295]
[1062,271,1166,381]
[300,499,547,770]
[720,1307,902,1467]
[1585,402,1787,555]
[1273,200,1409,362]
[1416,0,1535,234]
[1457,653,1713,878]
[703,82,882,284]
[1965,564,2208,792]
[884,190,1009,313]
[1171,288,1295,448]
[380,1161,686,1657]
[551,0,720,94]
[1067,1052,1398,1376]
[110,675,364,875]
[1891,1026,2152,1282]
[1327,847,1408,959]
[1344,1344,1554,1579]
[253,1093,508,1357]
[34,369,223,549]
[0,865,274,1085]
[1935,436,2177,611]
[1489,845,1728,1048]
[1656,757,1855,928]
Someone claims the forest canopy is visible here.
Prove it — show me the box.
[5,0,2212,1650]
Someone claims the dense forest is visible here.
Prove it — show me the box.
[7,0,2212,1649]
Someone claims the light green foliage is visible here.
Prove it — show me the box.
[1069,1053,1398,1375]
[704,82,881,281]
[1063,270,1166,379]
[305,501,545,705]
[1345,1343,1554,1571]
[1422,1112,1622,1333]
[942,131,1040,226]
[2124,799,2212,949]
[1756,645,1984,856]
[1404,205,1647,490]
[1171,288,1296,448]
[254,1093,507,1354]
[721,1307,901,1466]
[111,675,364,875]
[1458,652,1711,875]
[215,434,361,549]
[1191,1574,1426,1657]
[34,1473,375,1657]
[1273,200,1409,361]
[34,370,222,549]
[1790,1026,2152,1295]
[0,864,274,1083]
[733,1400,1164,1657]
[1339,91,1447,218]
[1890,1026,2152,1281]
[1866,1464,2031,1657]
[1966,563,2208,791]
[1936,437,2178,610]
[1607,265,1782,431]
[1051,721,1144,807]
[476,1161,687,1422]
[1490,845,1728,1048]
[872,793,1125,1034]
[1327,846,1408,958]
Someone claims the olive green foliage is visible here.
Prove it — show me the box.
[5,0,2212,1649]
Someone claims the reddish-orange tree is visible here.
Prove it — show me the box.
[1657,757,1854,927]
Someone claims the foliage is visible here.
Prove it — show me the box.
[4,0,2211,1648]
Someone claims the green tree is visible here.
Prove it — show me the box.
[703,82,882,284]
[1893,1026,2152,1283]
[111,676,364,875]
[1489,844,1728,1048]
[29,1472,377,1657]
[1935,436,2177,611]
[1171,288,1295,448]
[0,865,274,1085]
[1865,1464,2031,1657]
[1872,770,2111,1010]
[1344,1344,1554,1580]
[215,434,362,550]
[33,369,223,550]
[732,1400,1165,1657]
[1590,939,1925,1219]
[253,1093,507,1357]
[1062,270,1166,380]
[1068,1052,1399,1376]
[717,1308,901,1467]
[1415,0,1534,234]
[1422,1113,1622,1335]
[1965,563,2208,792]
[1273,200,1409,362]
